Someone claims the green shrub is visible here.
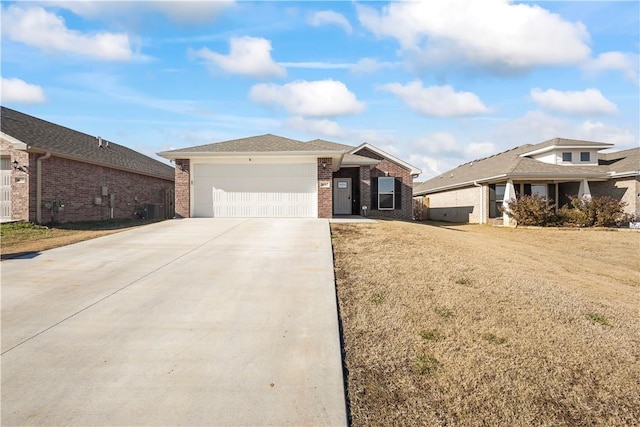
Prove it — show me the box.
[559,196,629,227]
[503,194,557,227]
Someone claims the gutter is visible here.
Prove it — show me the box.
[473,181,484,224]
[414,174,507,196]
[36,152,51,224]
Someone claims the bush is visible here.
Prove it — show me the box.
[503,194,557,227]
[558,195,629,227]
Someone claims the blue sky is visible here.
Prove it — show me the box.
[1,0,638,179]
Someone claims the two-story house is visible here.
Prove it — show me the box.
[413,138,639,224]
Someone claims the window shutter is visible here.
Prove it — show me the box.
[371,177,378,210]
[395,177,402,209]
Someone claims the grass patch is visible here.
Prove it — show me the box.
[586,312,613,327]
[1,219,160,259]
[415,353,442,375]
[434,306,453,319]
[420,329,445,342]
[370,292,385,305]
[481,333,507,344]
[332,221,640,426]
[454,277,472,286]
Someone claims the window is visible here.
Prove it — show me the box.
[495,184,505,215]
[580,152,590,162]
[378,177,394,210]
[562,152,572,162]
[531,184,547,198]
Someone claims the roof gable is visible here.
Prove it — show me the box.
[352,143,422,176]
[1,107,174,180]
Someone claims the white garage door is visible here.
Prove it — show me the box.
[193,163,317,217]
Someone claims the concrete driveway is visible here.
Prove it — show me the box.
[1,219,347,426]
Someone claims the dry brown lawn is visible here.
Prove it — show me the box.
[331,221,640,426]
[0,220,158,259]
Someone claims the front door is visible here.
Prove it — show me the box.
[333,178,351,215]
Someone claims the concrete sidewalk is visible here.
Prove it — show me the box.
[1,218,347,426]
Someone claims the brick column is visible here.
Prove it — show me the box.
[317,158,333,218]
[175,159,190,218]
[359,166,371,216]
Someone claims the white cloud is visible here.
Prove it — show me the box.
[530,88,618,115]
[285,117,343,138]
[1,77,46,103]
[1,5,134,61]
[357,0,590,73]
[249,79,365,117]
[409,154,444,179]
[308,10,353,34]
[40,1,235,24]
[414,132,460,155]
[351,58,400,73]
[279,62,351,70]
[495,110,637,149]
[381,81,489,117]
[193,37,285,78]
[584,51,639,83]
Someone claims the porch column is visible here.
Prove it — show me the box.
[502,179,515,226]
[317,158,333,218]
[578,179,592,200]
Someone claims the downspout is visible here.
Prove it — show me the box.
[36,152,51,224]
[473,181,484,224]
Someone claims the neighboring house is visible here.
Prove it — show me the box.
[158,134,421,219]
[413,138,640,225]
[1,107,175,224]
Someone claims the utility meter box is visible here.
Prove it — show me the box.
[101,186,108,196]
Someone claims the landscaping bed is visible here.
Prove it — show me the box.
[331,220,640,426]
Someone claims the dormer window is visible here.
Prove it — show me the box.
[562,152,572,162]
[580,152,590,162]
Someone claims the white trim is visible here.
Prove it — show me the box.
[351,143,422,176]
[519,143,613,158]
[0,132,28,150]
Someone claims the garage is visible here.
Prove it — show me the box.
[192,162,317,218]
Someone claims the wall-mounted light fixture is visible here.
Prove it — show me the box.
[322,161,327,170]
[12,160,28,172]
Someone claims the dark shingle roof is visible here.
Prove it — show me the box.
[600,148,640,174]
[162,134,339,154]
[1,107,174,180]
[307,138,354,151]
[414,138,633,195]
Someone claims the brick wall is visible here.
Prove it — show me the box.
[590,177,640,219]
[317,158,333,218]
[34,155,173,223]
[359,166,371,217]
[175,159,190,218]
[0,139,29,220]
[426,186,482,223]
[357,148,413,220]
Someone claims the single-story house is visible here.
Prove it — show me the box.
[413,138,639,225]
[158,134,421,219]
[1,107,175,224]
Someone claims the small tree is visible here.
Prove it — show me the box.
[558,195,629,227]
[503,194,557,227]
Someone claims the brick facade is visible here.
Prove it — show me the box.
[35,155,174,223]
[356,148,414,220]
[317,158,333,218]
[1,139,29,221]
[175,159,190,218]
[359,166,371,216]
[1,138,174,223]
